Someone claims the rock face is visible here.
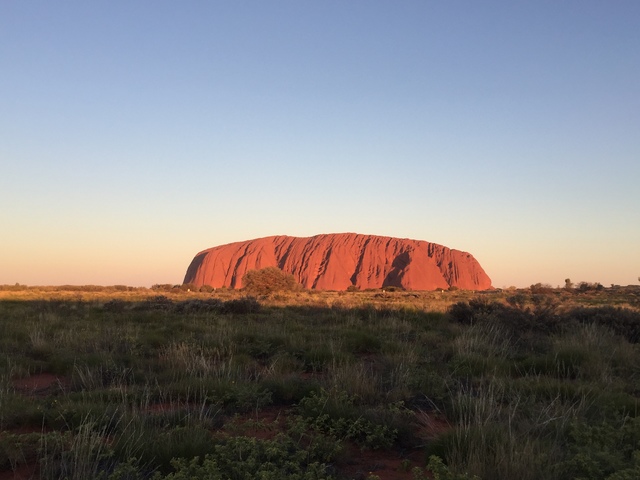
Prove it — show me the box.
[183,233,492,291]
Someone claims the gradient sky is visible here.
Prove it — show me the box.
[1,1,639,288]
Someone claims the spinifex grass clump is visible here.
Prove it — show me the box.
[0,289,638,479]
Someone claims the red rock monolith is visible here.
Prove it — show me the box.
[183,233,492,291]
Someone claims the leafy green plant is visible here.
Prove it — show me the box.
[0,432,42,472]
[297,389,397,449]
[558,415,640,480]
[411,455,480,480]
[156,435,334,480]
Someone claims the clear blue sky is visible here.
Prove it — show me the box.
[1,1,639,288]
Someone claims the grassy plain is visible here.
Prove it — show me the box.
[1,285,639,479]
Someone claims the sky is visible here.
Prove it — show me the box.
[1,1,639,289]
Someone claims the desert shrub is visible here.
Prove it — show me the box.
[344,329,382,354]
[142,295,174,311]
[530,293,561,317]
[558,415,640,479]
[103,299,127,313]
[159,435,335,480]
[261,375,321,404]
[577,281,605,293]
[0,283,28,291]
[242,267,300,295]
[412,455,481,480]
[222,384,273,413]
[530,283,554,294]
[232,332,289,360]
[0,432,42,473]
[298,345,336,372]
[172,299,224,314]
[447,302,476,325]
[448,298,503,325]
[297,389,398,449]
[563,306,640,343]
[382,286,403,292]
[151,284,173,292]
[506,293,528,309]
[131,425,215,474]
[448,298,562,340]
[0,393,43,429]
[221,296,260,314]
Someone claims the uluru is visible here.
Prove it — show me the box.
[183,233,492,291]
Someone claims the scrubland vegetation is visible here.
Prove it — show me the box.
[1,282,639,479]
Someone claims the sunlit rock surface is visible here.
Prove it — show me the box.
[183,233,492,291]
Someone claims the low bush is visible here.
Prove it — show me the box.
[558,415,640,479]
[297,389,399,449]
[221,296,260,314]
[563,306,640,343]
[159,435,335,480]
[171,298,224,314]
[242,267,300,296]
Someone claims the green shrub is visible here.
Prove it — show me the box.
[232,332,289,360]
[172,299,224,314]
[0,432,42,472]
[298,345,335,372]
[260,375,320,404]
[222,296,260,314]
[448,299,502,326]
[132,425,215,474]
[344,329,382,354]
[558,415,640,479]
[157,435,335,480]
[564,307,640,343]
[242,267,300,295]
[297,389,398,449]
[577,281,605,292]
[411,455,481,480]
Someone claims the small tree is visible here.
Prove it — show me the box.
[241,267,300,295]
[564,278,573,290]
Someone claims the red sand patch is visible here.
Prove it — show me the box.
[11,373,68,396]
[2,426,50,435]
[222,406,289,441]
[0,463,38,480]
[338,443,425,480]
[415,411,451,441]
